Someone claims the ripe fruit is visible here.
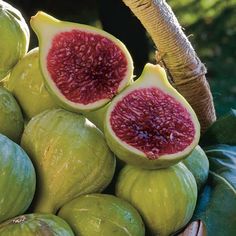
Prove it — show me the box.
[0,87,24,143]
[21,109,116,213]
[116,163,197,236]
[0,213,74,235]
[5,48,57,120]
[0,1,29,80]
[30,11,133,112]
[58,193,145,236]
[182,145,209,191]
[105,63,200,169]
[0,134,36,223]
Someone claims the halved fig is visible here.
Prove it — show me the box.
[104,63,200,169]
[30,12,133,112]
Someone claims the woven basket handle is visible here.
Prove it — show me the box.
[123,0,216,133]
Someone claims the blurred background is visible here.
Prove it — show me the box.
[7,0,236,117]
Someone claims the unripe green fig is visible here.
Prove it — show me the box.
[5,48,57,120]
[0,134,36,223]
[116,163,197,236]
[58,194,145,236]
[83,103,109,132]
[21,109,116,214]
[0,1,29,80]
[0,213,74,235]
[0,87,24,143]
[182,145,209,191]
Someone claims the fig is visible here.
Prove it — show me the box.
[0,213,74,235]
[83,103,109,132]
[105,63,200,169]
[0,87,24,143]
[0,1,29,80]
[0,134,36,223]
[30,11,133,112]
[116,163,197,236]
[58,193,145,236]
[182,145,209,191]
[5,48,57,120]
[21,108,116,214]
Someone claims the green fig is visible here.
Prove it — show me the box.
[0,134,36,223]
[0,87,24,143]
[0,1,29,80]
[5,48,57,120]
[116,163,197,236]
[182,145,209,191]
[21,109,116,214]
[0,213,74,235]
[83,103,109,132]
[58,194,145,236]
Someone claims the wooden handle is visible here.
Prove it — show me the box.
[123,0,216,133]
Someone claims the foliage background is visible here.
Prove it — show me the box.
[8,0,236,117]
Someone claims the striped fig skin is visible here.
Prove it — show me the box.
[58,194,145,236]
[21,109,115,214]
[0,214,74,236]
[0,0,29,80]
[0,134,36,223]
[116,163,197,236]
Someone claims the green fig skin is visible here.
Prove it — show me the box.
[0,134,36,224]
[58,194,145,236]
[0,213,74,236]
[83,103,109,132]
[0,87,24,143]
[0,1,29,80]
[105,64,200,169]
[5,48,57,120]
[116,163,197,236]
[21,109,116,214]
[182,145,209,191]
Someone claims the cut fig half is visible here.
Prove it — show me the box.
[104,63,200,169]
[30,12,133,112]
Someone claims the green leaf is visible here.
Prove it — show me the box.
[200,109,236,146]
[204,145,236,188]
[193,145,236,236]
[194,172,236,236]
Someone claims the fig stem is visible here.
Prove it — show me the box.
[30,11,59,35]
[141,63,168,83]
[122,0,216,133]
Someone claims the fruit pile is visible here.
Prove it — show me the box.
[0,1,210,235]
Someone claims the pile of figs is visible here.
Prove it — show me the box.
[0,1,209,235]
